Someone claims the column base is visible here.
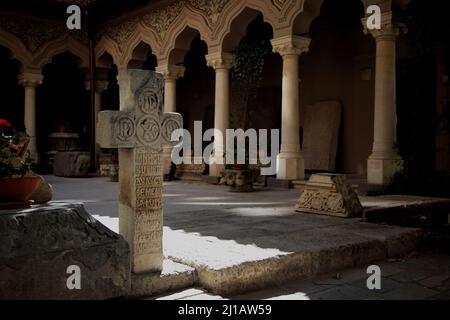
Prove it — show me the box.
[276,153,305,180]
[367,157,403,185]
[209,163,224,177]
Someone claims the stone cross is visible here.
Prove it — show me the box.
[97,70,182,274]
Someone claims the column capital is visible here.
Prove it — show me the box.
[362,11,406,41]
[155,64,186,81]
[18,73,43,87]
[271,35,311,57]
[205,52,235,70]
[95,79,109,93]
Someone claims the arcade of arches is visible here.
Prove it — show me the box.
[1,0,449,185]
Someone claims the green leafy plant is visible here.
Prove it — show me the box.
[0,119,33,178]
[230,38,272,130]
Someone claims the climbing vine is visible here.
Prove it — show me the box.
[230,38,272,130]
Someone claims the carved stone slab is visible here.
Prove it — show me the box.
[0,204,130,300]
[296,174,363,218]
[302,101,342,171]
[97,70,183,274]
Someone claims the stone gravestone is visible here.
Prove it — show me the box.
[302,101,342,172]
[97,70,182,274]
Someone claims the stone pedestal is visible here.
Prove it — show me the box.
[98,153,119,177]
[53,151,90,177]
[0,204,130,300]
[46,133,81,171]
[175,157,207,181]
[225,169,253,192]
[296,174,363,218]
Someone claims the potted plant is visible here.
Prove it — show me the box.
[0,119,40,206]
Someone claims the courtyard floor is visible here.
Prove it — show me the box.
[44,175,450,299]
[155,253,450,300]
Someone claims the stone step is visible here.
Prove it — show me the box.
[130,260,197,298]
[362,195,450,228]
[164,222,423,296]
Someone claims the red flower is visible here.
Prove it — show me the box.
[0,119,11,128]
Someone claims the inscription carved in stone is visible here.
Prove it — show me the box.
[97,70,182,274]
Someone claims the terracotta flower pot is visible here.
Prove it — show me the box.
[0,177,41,203]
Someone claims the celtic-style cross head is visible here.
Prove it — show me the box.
[97,70,183,151]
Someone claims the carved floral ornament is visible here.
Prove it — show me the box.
[0,15,88,54]
[205,52,235,70]
[99,0,298,57]
[271,35,311,57]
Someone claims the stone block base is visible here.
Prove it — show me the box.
[296,174,363,218]
[0,204,130,300]
[224,169,253,192]
[367,158,403,185]
[276,154,305,180]
[130,260,196,298]
[54,152,90,177]
[175,162,207,181]
[209,163,224,178]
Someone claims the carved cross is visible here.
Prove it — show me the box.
[97,70,182,274]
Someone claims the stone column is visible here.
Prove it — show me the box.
[94,80,108,156]
[18,72,43,162]
[206,52,235,177]
[95,80,108,122]
[156,65,186,176]
[156,65,185,113]
[271,35,311,181]
[364,12,403,185]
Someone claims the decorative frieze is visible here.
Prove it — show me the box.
[205,52,235,70]
[103,16,141,51]
[271,35,311,57]
[0,15,87,54]
[155,64,186,80]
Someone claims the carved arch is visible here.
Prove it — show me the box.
[212,0,279,50]
[119,23,161,68]
[95,36,121,67]
[32,35,89,70]
[0,28,33,69]
[160,7,212,64]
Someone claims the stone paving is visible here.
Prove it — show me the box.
[45,176,446,298]
[155,254,450,300]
